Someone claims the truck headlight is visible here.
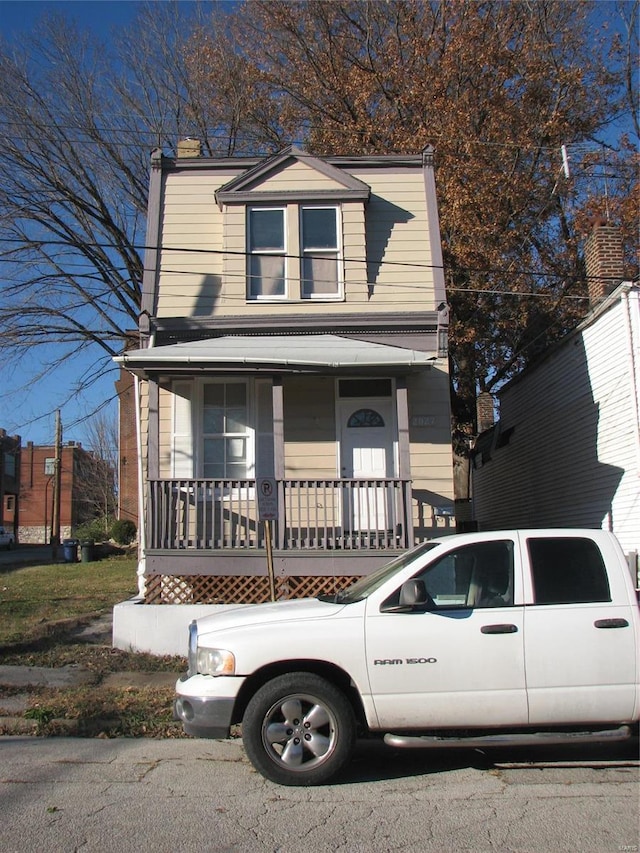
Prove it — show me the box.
[196,647,236,676]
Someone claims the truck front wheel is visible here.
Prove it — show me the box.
[242,672,356,786]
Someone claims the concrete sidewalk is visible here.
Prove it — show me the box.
[0,662,178,734]
[0,612,179,734]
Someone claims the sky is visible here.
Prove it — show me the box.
[0,2,150,448]
[0,0,141,37]
[0,0,635,449]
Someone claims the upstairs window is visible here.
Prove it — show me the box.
[247,204,342,301]
[301,206,339,297]
[248,207,286,299]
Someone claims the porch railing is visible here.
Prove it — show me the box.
[147,478,411,551]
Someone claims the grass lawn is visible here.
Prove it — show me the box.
[0,554,189,738]
[0,553,138,645]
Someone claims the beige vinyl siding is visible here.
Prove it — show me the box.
[252,160,340,192]
[405,366,455,536]
[221,205,248,306]
[157,173,233,317]
[341,202,368,298]
[283,378,338,477]
[155,162,440,320]
[357,172,433,310]
[138,379,149,481]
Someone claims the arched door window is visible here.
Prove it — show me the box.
[347,408,385,428]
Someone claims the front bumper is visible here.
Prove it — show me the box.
[173,695,235,739]
[174,673,246,739]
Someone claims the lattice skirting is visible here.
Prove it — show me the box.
[144,573,361,604]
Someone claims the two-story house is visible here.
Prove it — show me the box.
[114,143,455,642]
[0,430,20,538]
[472,221,639,575]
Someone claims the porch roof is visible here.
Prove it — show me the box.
[115,334,437,376]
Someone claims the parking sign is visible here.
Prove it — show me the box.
[257,478,278,520]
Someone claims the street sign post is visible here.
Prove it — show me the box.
[257,478,278,601]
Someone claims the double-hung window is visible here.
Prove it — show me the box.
[301,206,340,298]
[203,382,250,480]
[247,204,342,300]
[248,207,286,298]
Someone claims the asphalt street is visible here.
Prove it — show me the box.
[0,735,637,853]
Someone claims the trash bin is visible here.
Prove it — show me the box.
[80,539,95,563]
[62,539,79,563]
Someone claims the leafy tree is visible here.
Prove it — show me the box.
[0,3,220,425]
[0,1,636,501]
[186,0,638,493]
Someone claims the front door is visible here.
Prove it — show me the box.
[339,399,395,532]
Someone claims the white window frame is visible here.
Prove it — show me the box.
[171,379,256,481]
[246,203,344,302]
[300,204,343,300]
[247,206,288,301]
[199,379,255,481]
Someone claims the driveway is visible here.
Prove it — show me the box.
[0,544,55,570]
[0,736,637,853]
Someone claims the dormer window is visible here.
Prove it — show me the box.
[248,207,286,298]
[247,203,343,301]
[301,206,339,297]
[216,146,370,304]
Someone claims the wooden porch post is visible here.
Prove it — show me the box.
[272,378,286,549]
[147,379,160,480]
[396,377,413,546]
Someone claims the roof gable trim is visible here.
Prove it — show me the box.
[215,145,371,209]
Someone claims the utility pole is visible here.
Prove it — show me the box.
[51,410,62,559]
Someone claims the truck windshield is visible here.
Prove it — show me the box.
[319,542,439,604]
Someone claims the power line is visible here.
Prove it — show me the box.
[0,117,635,159]
[0,235,602,290]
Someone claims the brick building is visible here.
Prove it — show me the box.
[19,441,110,544]
[0,430,20,537]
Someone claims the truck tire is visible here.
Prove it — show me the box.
[242,672,356,786]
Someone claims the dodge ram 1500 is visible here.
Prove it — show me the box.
[175,529,639,785]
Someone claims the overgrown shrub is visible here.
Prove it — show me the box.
[110,518,137,545]
[73,517,111,543]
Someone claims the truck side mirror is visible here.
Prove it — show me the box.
[399,579,428,606]
[381,578,435,612]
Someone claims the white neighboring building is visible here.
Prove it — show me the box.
[472,223,639,566]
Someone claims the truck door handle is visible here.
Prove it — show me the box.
[481,624,518,634]
[594,618,629,629]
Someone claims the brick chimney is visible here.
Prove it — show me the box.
[584,219,624,306]
[177,138,201,158]
[476,391,495,434]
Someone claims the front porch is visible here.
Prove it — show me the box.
[143,477,416,604]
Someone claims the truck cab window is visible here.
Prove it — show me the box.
[384,540,515,610]
[528,537,611,604]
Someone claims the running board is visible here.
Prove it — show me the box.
[383,725,632,750]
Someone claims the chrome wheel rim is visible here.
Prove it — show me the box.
[261,692,338,772]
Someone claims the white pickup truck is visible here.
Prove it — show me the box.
[0,526,15,549]
[174,529,639,786]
